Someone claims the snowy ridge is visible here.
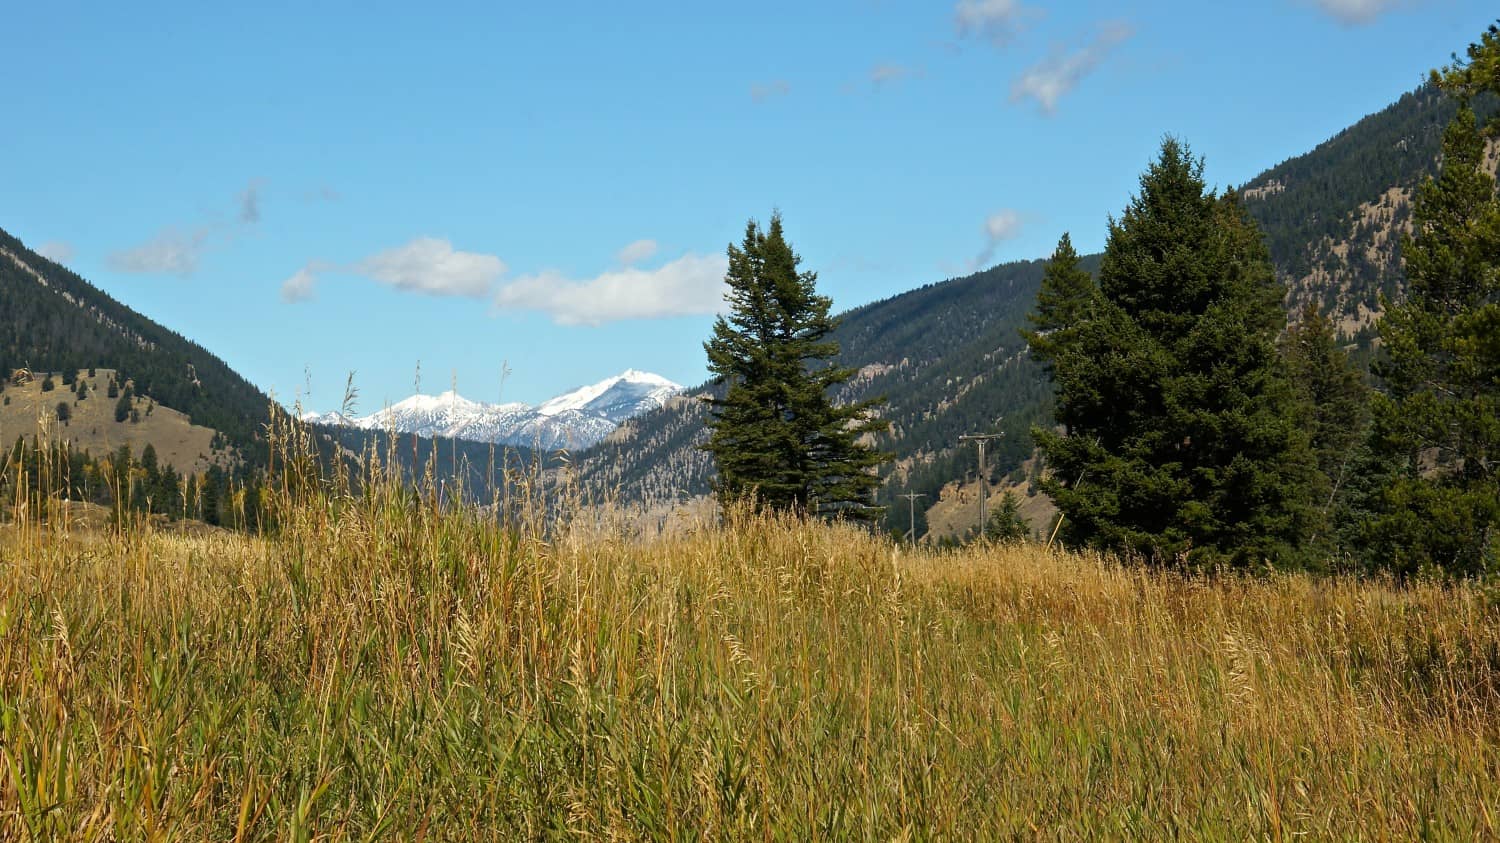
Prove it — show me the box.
[301,370,682,451]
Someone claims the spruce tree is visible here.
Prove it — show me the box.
[1020,233,1096,373]
[984,491,1030,543]
[703,213,890,520]
[1283,302,1370,556]
[1033,139,1313,566]
[1362,103,1500,576]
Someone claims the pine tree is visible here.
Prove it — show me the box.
[703,213,891,520]
[1283,302,1370,556]
[1362,102,1500,576]
[1034,139,1314,567]
[984,491,1030,543]
[1021,233,1096,373]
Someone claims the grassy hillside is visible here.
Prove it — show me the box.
[2,467,1497,837]
[0,369,232,474]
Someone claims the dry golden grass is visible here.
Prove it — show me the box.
[2,438,1499,838]
[0,369,224,474]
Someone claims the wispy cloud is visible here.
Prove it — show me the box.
[1310,0,1402,24]
[238,179,264,223]
[108,181,266,276]
[868,63,920,90]
[280,266,318,302]
[1010,23,1132,115]
[107,226,211,276]
[750,79,791,103]
[493,253,727,326]
[973,209,1024,268]
[616,239,659,266]
[355,237,506,298]
[35,241,74,264]
[954,0,1037,44]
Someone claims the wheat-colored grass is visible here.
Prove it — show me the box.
[2,428,1498,839]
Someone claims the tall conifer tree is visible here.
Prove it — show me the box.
[1033,140,1313,566]
[1363,102,1500,575]
[703,214,890,520]
[1283,302,1370,556]
[1021,233,1096,373]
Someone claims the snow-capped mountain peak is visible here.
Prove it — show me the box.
[303,369,682,450]
[537,370,682,419]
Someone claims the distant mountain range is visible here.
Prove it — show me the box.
[302,370,681,450]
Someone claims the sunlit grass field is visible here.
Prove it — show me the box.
[3,445,1499,839]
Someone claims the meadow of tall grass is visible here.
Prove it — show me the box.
[2,418,1499,839]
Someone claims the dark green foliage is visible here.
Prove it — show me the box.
[107,379,119,399]
[40,375,54,392]
[1283,302,1371,558]
[703,214,891,520]
[114,389,133,423]
[984,492,1029,543]
[1034,139,1314,567]
[54,401,70,424]
[1020,233,1096,373]
[1362,101,1500,577]
[1436,22,1500,115]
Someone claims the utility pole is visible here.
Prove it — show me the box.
[958,432,1004,540]
[899,492,926,542]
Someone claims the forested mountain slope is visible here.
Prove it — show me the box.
[1241,84,1498,337]
[0,227,273,461]
[578,83,1488,537]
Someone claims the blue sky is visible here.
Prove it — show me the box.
[3,1,1493,411]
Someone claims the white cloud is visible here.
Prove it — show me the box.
[1010,23,1132,115]
[35,241,74,264]
[1311,0,1401,24]
[280,266,318,303]
[974,209,1024,268]
[616,239,659,266]
[494,252,727,326]
[239,179,264,223]
[869,63,919,89]
[984,210,1023,241]
[750,79,791,103]
[107,227,211,276]
[954,0,1035,43]
[355,237,505,298]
